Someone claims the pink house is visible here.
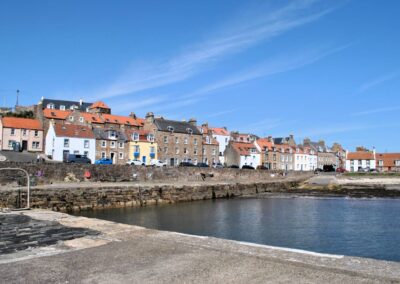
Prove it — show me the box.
[0,116,44,152]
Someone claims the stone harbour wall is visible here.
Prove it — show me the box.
[0,161,310,184]
[0,180,305,212]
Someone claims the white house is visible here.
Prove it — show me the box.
[345,150,376,172]
[294,147,311,171]
[210,127,230,164]
[224,142,261,168]
[45,123,96,163]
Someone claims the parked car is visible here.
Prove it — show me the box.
[212,163,224,169]
[314,168,323,174]
[257,165,269,170]
[179,162,195,167]
[126,159,145,166]
[196,162,209,168]
[242,165,255,170]
[336,167,346,173]
[95,158,113,165]
[150,159,167,167]
[65,154,91,164]
[323,165,335,172]
[228,165,239,169]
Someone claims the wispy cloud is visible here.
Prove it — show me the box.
[351,106,400,116]
[357,72,398,94]
[206,109,238,118]
[79,0,339,101]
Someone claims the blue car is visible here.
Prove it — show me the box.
[95,158,113,165]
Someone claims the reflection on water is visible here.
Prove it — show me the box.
[75,197,400,262]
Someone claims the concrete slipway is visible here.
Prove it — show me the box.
[1,210,400,283]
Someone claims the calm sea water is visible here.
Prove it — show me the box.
[75,197,400,262]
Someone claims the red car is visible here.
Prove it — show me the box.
[336,167,347,173]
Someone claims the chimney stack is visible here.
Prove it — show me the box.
[145,112,155,124]
[188,118,197,126]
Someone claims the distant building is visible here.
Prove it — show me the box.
[224,142,261,168]
[345,149,376,172]
[199,124,220,165]
[375,153,400,172]
[125,129,157,166]
[0,116,43,152]
[143,113,203,166]
[209,127,230,164]
[93,128,128,164]
[303,138,339,169]
[255,137,275,169]
[273,135,296,147]
[45,123,96,163]
[39,97,92,112]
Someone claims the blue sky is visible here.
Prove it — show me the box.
[1,0,399,151]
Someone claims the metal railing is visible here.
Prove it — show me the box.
[0,168,30,210]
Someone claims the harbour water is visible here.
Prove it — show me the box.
[76,196,400,262]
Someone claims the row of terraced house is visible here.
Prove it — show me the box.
[0,97,399,172]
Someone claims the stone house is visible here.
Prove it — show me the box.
[375,153,400,172]
[255,137,275,169]
[224,142,261,168]
[303,139,338,169]
[199,124,220,165]
[209,127,230,164]
[45,122,96,163]
[275,144,295,171]
[125,129,157,166]
[0,117,43,152]
[93,128,129,164]
[143,112,203,166]
[345,150,376,172]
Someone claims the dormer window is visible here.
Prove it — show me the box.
[70,105,77,110]
[60,105,65,110]
[186,128,193,135]
[132,132,139,141]
[147,134,154,142]
[167,126,174,132]
[109,130,116,139]
[79,117,84,123]
[47,103,55,109]
[69,116,74,122]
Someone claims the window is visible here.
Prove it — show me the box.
[22,129,27,136]
[118,142,124,148]
[84,140,89,148]
[175,147,180,154]
[32,141,40,149]
[47,103,55,109]
[202,147,206,155]
[132,133,139,141]
[8,140,14,148]
[273,154,276,161]
[133,145,140,153]
[150,146,155,153]
[84,151,89,157]
[74,150,79,154]
[194,138,198,145]
[212,149,216,156]
[79,117,84,123]
[10,129,15,135]
[184,137,188,144]
[101,140,107,147]
[69,116,74,122]
[70,105,77,110]
[167,126,174,132]
[183,148,188,154]
[206,137,210,144]
[175,137,179,144]
[148,134,154,142]
[225,138,228,143]
[60,105,65,110]
[109,131,116,139]
[101,152,106,158]
[119,152,124,159]
[110,141,116,148]
[64,139,69,147]
[163,136,168,143]
[164,147,168,153]
[194,148,198,155]
[34,130,39,137]
[396,160,400,166]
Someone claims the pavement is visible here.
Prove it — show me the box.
[1,210,400,283]
[0,151,37,163]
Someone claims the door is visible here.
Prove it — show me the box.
[142,156,146,165]
[170,158,174,166]
[63,150,69,162]
[22,140,28,151]
[110,152,115,164]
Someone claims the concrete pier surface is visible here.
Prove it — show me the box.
[1,210,400,283]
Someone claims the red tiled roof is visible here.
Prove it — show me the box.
[89,101,110,109]
[347,151,375,160]
[1,117,42,130]
[80,113,104,124]
[54,124,95,139]
[211,127,229,136]
[202,136,219,146]
[376,153,400,167]
[43,109,72,120]
[231,142,258,156]
[101,114,141,126]
[256,138,274,151]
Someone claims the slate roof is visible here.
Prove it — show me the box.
[93,128,127,141]
[273,137,288,145]
[154,118,202,135]
[42,99,92,112]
